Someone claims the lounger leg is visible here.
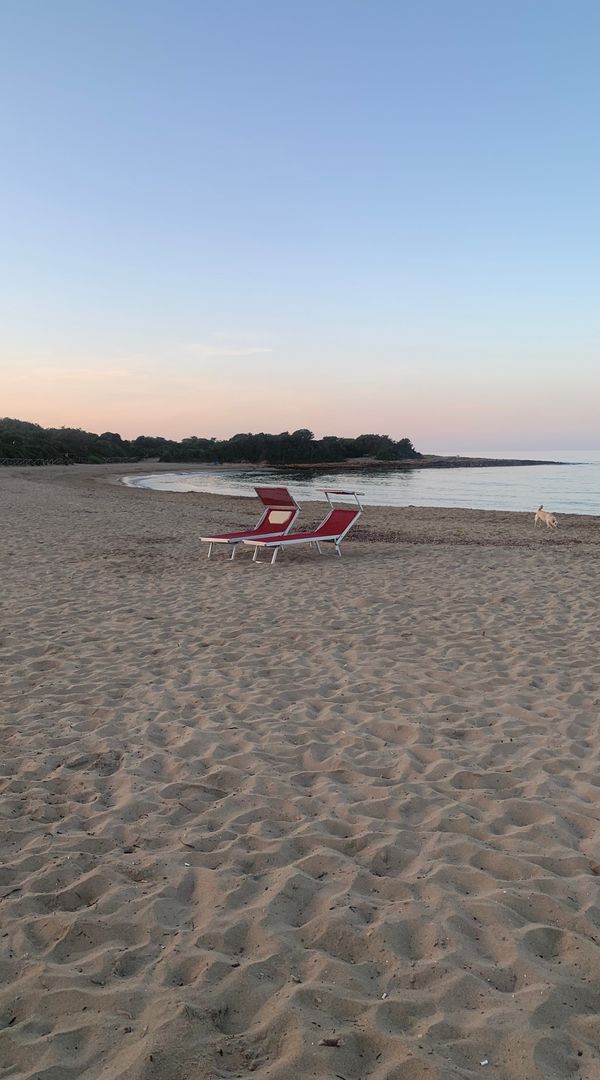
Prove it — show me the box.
[252,546,259,562]
[335,542,342,558]
[316,541,322,554]
[207,542,213,559]
[230,544,236,560]
[271,547,279,565]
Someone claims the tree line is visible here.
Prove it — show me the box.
[0,418,421,466]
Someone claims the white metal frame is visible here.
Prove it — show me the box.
[244,490,363,565]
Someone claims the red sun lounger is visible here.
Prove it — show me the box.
[242,490,363,564]
[201,486,300,559]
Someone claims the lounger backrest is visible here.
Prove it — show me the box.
[255,486,297,509]
[255,507,297,534]
[314,508,359,538]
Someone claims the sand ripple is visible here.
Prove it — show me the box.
[1,466,600,1078]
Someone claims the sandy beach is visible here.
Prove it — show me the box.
[2,463,600,1080]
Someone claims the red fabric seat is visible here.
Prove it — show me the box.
[242,498,363,563]
[202,507,297,542]
[250,508,359,545]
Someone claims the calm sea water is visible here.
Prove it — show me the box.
[123,449,600,515]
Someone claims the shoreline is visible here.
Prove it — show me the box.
[117,461,599,521]
[280,453,569,470]
[0,451,570,471]
[3,458,597,521]
[4,458,600,532]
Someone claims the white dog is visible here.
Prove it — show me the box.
[534,504,558,528]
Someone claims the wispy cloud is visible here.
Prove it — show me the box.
[209,331,270,342]
[28,366,132,381]
[183,343,273,359]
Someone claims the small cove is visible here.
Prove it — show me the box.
[123,450,600,516]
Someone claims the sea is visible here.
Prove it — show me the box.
[123,449,600,516]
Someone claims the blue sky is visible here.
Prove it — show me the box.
[1,0,599,448]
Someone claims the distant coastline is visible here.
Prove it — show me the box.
[282,454,567,471]
[0,452,569,470]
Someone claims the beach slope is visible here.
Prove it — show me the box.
[1,464,600,1079]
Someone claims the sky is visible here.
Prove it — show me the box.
[1,0,599,450]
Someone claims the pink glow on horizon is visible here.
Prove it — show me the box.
[2,364,599,451]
